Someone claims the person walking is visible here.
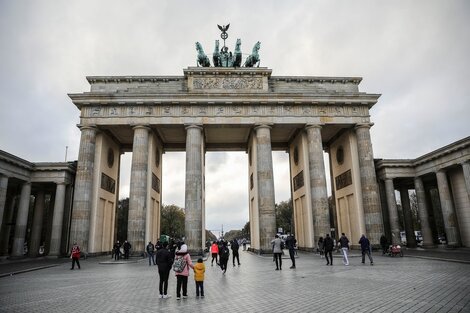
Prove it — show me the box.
[271,234,283,270]
[317,236,324,258]
[123,240,131,259]
[219,241,230,274]
[324,234,334,266]
[174,244,194,300]
[70,242,81,270]
[231,238,241,266]
[156,242,173,299]
[338,233,350,266]
[242,238,247,251]
[146,241,156,266]
[359,234,374,265]
[285,234,297,269]
[193,258,205,298]
[210,241,219,266]
[113,240,121,260]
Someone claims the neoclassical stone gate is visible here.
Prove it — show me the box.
[68,66,384,255]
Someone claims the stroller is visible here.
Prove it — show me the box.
[388,244,404,257]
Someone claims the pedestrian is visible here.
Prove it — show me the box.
[380,234,388,255]
[123,240,131,259]
[210,241,219,266]
[317,236,324,258]
[359,234,374,265]
[338,233,350,266]
[285,234,297,269]
[231,238,241,266]
[271,234,283,270]
[70,242,81,270]
[113,240,121,260]
[242,238,247,251]
[173,244,194,300]
[324,234,334,265]
[193,258,205,298]
[146,241,156,266]
[219,241,230,273]
[156,242,173,299]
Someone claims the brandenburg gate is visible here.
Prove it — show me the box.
[68,33,384,255]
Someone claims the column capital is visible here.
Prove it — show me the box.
[460,159,470,166]
[184,124,203,131]
[354,122,374,130]
[131,124,151,131]
[436,168,447,174]
[77,124,97,131]
[54,181,67,186]
[254,123,273,131]
[305,123,324,130]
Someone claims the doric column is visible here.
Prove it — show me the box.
[414,176,433,247]
[384,179,401,245]
[305,124,330,244]
[355,123,384,244]
[49,183,67,256]
[29,190,45,257]
[70,126,97,252]
[184,125,204,253]
[400,187,416,248]
[254,124,276,253]
[436,169,460,246]
[0,196,16,256]
[12,182,32,257]
[128,125,150,254]
[462,161,470,203]
[0,174,8,233]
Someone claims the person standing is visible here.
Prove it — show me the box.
[338,233,350,266]
[242,238,247,251]
[359,234,374,265]
[210,241,219,266]
[70,242,81,270]
[146,241,156,266]
[219,241,230,274]
[123,240,131,259]
[156,242,173,299]
[271,234,283,270]
[193,258,205,298]
[324,234,334,266]
[380,234,388,255]
[174,244,194,300]
[285,234,297,269]
[317,237,324,258]
[113,240,121,260]
[231,238,241,266]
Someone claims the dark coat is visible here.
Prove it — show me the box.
[324,236,334,251]
[156,248,173,271]
[359,236,371,251]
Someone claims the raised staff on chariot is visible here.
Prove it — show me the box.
[195,23,261,68]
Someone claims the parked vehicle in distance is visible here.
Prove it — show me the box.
[400,231,423,246]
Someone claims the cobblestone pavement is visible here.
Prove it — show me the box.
[0,249,469,313]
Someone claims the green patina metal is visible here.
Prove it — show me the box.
[195,24,261,68]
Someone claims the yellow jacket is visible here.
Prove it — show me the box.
[193,262,205,281]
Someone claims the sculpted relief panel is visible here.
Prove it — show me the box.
[192,77,263,90]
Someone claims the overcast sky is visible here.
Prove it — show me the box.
[1,1,469,234]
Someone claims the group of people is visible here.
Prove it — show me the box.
[316,233,374,266]
[210,239,242,273]
[112,240,132,260]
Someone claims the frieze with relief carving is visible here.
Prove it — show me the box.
[192,77,263,90]
[83,104,369,118]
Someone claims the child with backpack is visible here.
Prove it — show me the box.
[193,258,205,297]
[173,244,194,300]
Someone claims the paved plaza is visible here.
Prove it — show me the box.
[0,249,469,313]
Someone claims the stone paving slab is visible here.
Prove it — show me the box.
[1,249,469,313]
